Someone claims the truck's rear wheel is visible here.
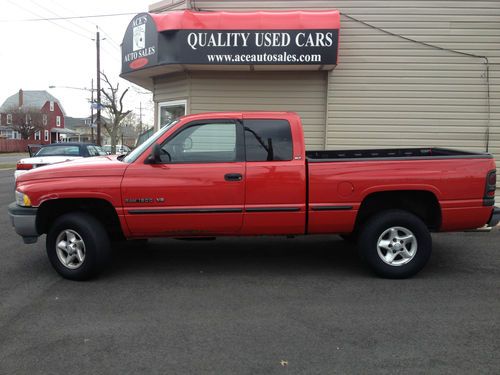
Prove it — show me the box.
[358,209,432,278]
[46,212,111,280]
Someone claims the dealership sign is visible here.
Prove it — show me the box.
[121,11,340,74]
[122,13,158,72]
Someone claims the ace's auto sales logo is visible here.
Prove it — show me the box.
[123,14,157,70]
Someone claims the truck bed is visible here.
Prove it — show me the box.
[306,147,493,162]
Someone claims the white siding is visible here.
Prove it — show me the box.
[189,71,327,150]
[149,0,188,12]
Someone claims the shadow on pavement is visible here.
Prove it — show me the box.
[107,235,367,278]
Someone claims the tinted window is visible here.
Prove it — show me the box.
[87,145,107,156]
[162,122,238,163]
[36,145,81,157]
[244,120,293,162]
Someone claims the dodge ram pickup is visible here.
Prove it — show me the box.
[8,112,500,280]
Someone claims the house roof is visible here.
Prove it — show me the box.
[64,116,88,129]
[65,114,109,130]
[0,90,66,115]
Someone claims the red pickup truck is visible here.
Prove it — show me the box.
[8,112,499,280]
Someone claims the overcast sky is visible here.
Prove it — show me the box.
[0,0,154,124]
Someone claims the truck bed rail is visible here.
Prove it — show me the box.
[306,147,493,162]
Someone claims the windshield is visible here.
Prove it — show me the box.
[35,145,81,157]
[123,120,179,163]
[87,145,107,156]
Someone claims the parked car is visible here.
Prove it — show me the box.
[15,142,107,180]
[8,112,499,280]
[103,144,131,155]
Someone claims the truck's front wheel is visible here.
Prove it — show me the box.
[46,212,111,281]
[358,209,432,278]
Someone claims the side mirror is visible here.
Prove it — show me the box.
[146,143,162,164]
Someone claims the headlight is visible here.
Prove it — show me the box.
[15,190,32,207]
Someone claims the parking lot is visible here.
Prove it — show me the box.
[0,168,499,374]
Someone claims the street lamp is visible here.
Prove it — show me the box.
[49,82,101,144]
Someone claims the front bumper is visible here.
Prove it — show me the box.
[488,207,500,228]
[8,202,39,244]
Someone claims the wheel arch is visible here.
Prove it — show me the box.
[36,198,125,241]
[355,189,442,231]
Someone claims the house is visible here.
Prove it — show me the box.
[64,114,111,144]
[0,89,74,144]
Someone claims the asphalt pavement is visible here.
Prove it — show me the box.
[0,153,28,165]
[0,169,499,374]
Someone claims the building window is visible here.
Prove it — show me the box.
[34,131,41,141]
[7,114,12,125]
[44,130,49,141]
[12,131,20,139]
[43,114,47,125]
[158,99,186,128]
[50,101,54,111]
[56,116,61,127]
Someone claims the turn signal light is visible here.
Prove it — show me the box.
[487,171,497,187]
[484,170,497,206]
[16,163,34,170]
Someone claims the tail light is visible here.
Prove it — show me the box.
[16,162,34,170]
[484,170,497,205]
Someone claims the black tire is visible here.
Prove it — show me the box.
[46,212,111,281]
[339,234,357,243]
[357,209,432,279]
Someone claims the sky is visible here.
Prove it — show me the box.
[0,0,154,125]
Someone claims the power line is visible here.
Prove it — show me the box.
[99,28,122,50]
[5,0,91,41]
[340,11,492,153]
[49,0,98,28]
[0,12,138,22]
[27,0,94,37]
[340,12,488,62]
[34,0,121,52]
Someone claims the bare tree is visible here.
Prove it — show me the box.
[5,105,45,140]
[100,72,132,153]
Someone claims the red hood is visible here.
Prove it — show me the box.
[16,155,129,183]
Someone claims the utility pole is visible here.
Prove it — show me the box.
[96,28,102,146]
[90,78,94,143]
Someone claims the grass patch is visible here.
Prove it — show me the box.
[0,163,16,169]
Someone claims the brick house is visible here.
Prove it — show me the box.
[0,89,72,144]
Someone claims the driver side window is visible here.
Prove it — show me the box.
[161,122,238,163]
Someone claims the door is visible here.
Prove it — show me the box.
[122,119,245,237]
[242,116,307,235]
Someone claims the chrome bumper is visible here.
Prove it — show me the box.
[8,202,39,244]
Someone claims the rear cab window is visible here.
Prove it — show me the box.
[243,119,293,161]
